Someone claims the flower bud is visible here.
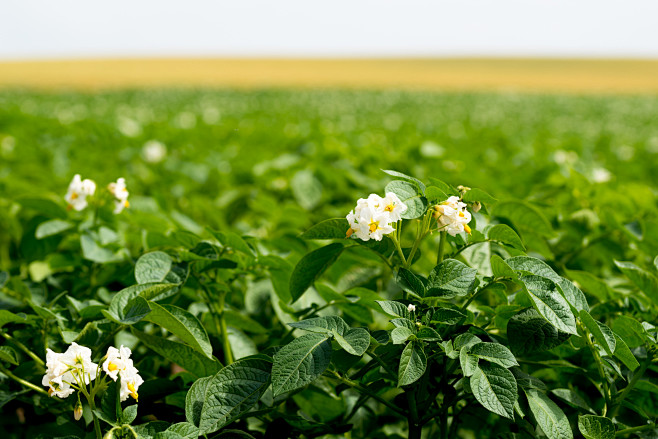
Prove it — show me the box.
[407,304,416,312]
[74,402,83,421]
[472,201,481,213]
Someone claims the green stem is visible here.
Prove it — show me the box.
[0,331,45,368]
[0,364,49,396]
[580,322,611,416]
[218,290,234,365]
[616,423,656,436]
[611,356,651,417]
[436,231,447,265]
[390,231,407,267]
[408,386,422,439]
[87,394,102,439]
[329,372,406,418]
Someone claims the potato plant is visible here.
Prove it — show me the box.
[0,166,656,439]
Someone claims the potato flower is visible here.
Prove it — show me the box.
[434,196,472,236]
[42,343,99,398]
[65,174,96,211]
[103,345,143,401]
[108,177,129,214]
[346,192,405,241]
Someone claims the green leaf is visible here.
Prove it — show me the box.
[0,346,19,365]
[471,363,517,419]
[80,234,123,263]
[0,310,27,329]
[145,302,213,358]
[17,197,67,219]
[525,389,573,439]
[336,328,370,356]
[431,308,466,325]
[519,275,578,335]
[460,348,479,377]
[288,316,370,355]
[612,316,647,348]
[132,329,221,378]
[116,296,151,325]
[612,334,639,371]
[121,405,138,424]
[390,318,417,330]
[392,327,415,344]
[396,268,426,298]
[564,270,610,302]
[579,310,615,356]
[578,415,615,439]
[272,333,332,396]
[384,180,428,219]
[215,231,256,257]
[166,423,199,439]
[508,308,570,355]
[416,326,441,341]
[470,343,519,368]
[135,252,173,284]
[614,260,658,305]
[556,278,589,312]
[428,177,457,196]
[426,259,478,299]
[463,188,497,204]
[487,224,525,251]
[35,219,74,239]
[507,256,561,283]
[300,219,349,240]
[105,283,178,324]
[198,357,272,435]
[376,300,411,319]
[491,255,518,279]
[289,243,344,303]
[495,201,553,237]
[454,333,482,351]
[291,169,323,210]
[105,426,138,439]
[398,342,426,386]
[550,388,594,414]
[424,186,448,203]
[186,376,213,428]
[382,169,426,192]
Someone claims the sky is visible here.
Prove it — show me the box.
[1,0,658,60]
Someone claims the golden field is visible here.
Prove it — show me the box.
[1,58,658,93]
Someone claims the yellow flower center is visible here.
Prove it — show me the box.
[384,203,395,212]
[123,200,130,208]
[127,382,138,401]
[108,362,119,372]
[369,220,380,233]
[346,228,354,238]
[70,192,79,200]
[464,224,472,234]
[459,211,465,217]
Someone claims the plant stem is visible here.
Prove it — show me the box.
[580,322,611,415]
[616,423,657,436]
[0,331,45,368]
[407,386,422,439]
[611,356,651,417]
[87,394,103,439]
[390,232,407,267]
[0,364,49,396]
[217,290,234,365]
[436,231,447,265]
[329,372,406,418]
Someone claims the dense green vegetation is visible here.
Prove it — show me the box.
[0,89,656,439]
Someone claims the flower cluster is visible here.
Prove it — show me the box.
[65,174,96,211]
[434,196,472,236]
[43,343,143,403]
[102,345,144,401]
[42,343,98,398]
[346,192,407,241]
[108,178,130,214]
[63,174,130,214]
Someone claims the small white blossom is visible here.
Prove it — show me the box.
[435,196,472,237]
[407,304,416,312]
[142,140,167,163]
[103,345,143,402]
[65,174,96,211]
[108,177,129,214]
[592,167,612,183]
[42,343,99,398]
[346,192,406,241]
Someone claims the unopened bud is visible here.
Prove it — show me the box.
[472,201,481,213]
[433,204,441,211]
[74,402,83,421]
[407,304,416,312]
[457,185,471,193]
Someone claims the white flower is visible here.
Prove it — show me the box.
[108,177,129,214]
[65,174,96,211]
[142,140,167,163]
[407,304,416,312]
[118,366,144,402]
[42,343,99,398]
[103,345,143,402]
[435,196,472,237]
[592,167,612,183]
[346,192,405,241]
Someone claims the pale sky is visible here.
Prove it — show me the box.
[1,0,658,59]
